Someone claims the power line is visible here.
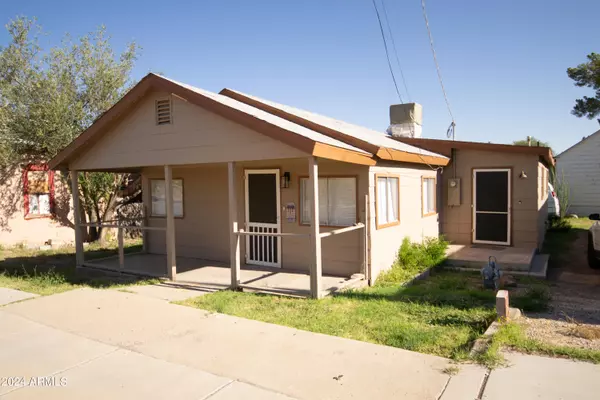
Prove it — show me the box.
[380,0,411,102]
[420,0,455,129]
[371,0,404,103]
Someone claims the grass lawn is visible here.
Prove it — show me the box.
[478,322,600,366]
[180,270,550,360]
[0,239,157,295]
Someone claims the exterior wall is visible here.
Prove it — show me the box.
[440,149,541,249]
[368,162,439,283]
[537,162,549,248]
[0,167,73,246]
[556,131,600,216]
[142,158,369,277]
[71,91,307,171]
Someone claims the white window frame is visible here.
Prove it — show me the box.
[375,174,400,229]
[422,176,437,217]
[300,176,357,227]
[150,178,184,217]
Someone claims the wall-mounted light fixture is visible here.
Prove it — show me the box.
[281,172,291,189]
[519,170,528,179]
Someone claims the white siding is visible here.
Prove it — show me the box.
[556,130,600,216]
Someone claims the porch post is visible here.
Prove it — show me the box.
[70,170,84,267]
[228,162,241,289]
[308,156,323,299]
[164,165,177,280]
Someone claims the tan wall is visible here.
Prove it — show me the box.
[0,167,74,246]
[368,162,440,282]
[440,149,541,249]
[142,158,369,276]
[72,91,307,171]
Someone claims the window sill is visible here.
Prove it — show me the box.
[422,212,438,218]
[24,214,53,220]
[149,215,185,219]
[376,220,400,230]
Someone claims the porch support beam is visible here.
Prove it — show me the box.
[164,165,177,280]
[308,156,323,299]
[228,162,241,289]
[70,170,84,267]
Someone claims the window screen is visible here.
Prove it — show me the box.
[151,179,183,217]
[422,177,436,215]
[300,177,356,226]
[377,176,399,227]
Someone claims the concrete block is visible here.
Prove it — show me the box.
[496,290,509,320]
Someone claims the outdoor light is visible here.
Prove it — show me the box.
[281,172,291,189]
[519,170,528,179]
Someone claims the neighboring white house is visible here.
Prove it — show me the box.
[556,129,600,216]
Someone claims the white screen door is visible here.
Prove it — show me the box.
[244,169,281,267]
[472,169,511,245]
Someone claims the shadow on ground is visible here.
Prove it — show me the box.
[0,244,151,288]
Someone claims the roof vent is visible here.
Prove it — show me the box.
[156,99,172,125]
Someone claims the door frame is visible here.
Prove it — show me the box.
[472,168,511,246]
[244,169,282,267]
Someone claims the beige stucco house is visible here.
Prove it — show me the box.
[398,138,555,250]
[49,73,450,297]
[0,164,73,247]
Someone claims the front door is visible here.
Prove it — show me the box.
[472,169,511,245]
[244,169,281,267]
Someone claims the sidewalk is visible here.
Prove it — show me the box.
[0,310,293,399]
[1,288,454,400]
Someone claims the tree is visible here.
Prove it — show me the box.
[567,52,600,122]
[512,136,551,148]
[0,17,140,241]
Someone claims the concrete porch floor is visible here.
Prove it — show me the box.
[444,244,548,277]
[83,253,361,297]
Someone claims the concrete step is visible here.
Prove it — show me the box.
[443,253,549,279]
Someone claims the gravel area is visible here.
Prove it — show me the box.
[519,282,600,352]
[521,317,600,351]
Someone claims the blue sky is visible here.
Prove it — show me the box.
[1,0,598,154]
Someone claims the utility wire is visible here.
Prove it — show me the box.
[420,0,456,130]
[371,0,404,103]
[380,0,411,102]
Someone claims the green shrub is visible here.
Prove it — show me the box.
[376,236,449,286]
[547,216,571,231]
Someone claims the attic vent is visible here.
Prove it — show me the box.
[156,99,172,125]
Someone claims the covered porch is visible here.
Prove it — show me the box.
[70,157,368,298]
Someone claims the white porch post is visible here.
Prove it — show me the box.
[70,170,84,267]
[164,165,177,280]
[228,162,241,289]
[308,157,323,299]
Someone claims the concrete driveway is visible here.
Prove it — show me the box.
[0,287,457,400]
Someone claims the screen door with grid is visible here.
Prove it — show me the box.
[472,169,511,245]
[244,170,281,267]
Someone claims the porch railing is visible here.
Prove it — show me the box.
[76,219,166,274]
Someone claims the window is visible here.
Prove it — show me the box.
[23,165,54,218]
[156,98,172,125]
[300,177,356,226]
[376,175,400,228]
[150,179,183,217]
[422,177,436,216]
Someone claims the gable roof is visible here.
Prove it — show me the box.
[555,129,600,158]
[396,137,555,166]
[220,88,449,166]
[49,73,448,170]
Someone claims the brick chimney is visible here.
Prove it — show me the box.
[388,103,423,138]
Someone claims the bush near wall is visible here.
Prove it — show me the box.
[376,237,449,286]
